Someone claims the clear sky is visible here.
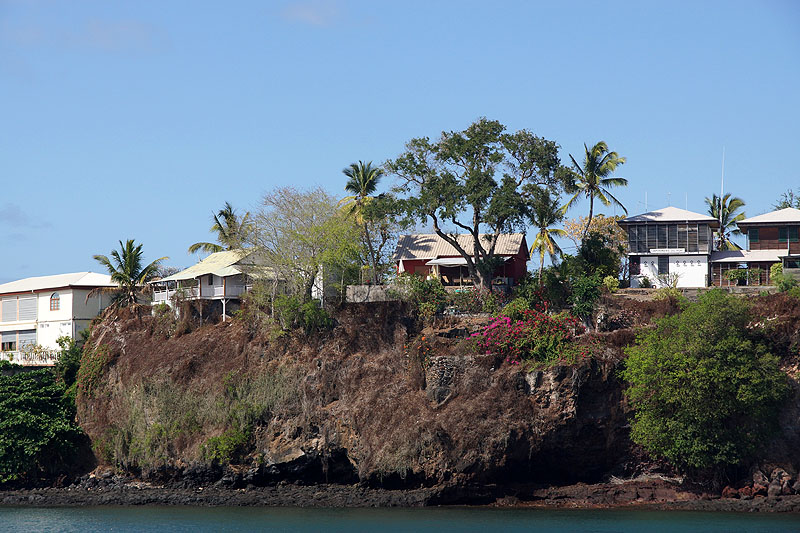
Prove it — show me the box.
[1,0,798,282]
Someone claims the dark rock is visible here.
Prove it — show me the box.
[782,480,794,496]
[793,480,800,494]
[768,481,782,498]
[739,486,754,500]
[771,468,790,483]
[753,483,768,497]
[753,470,769,485]
[722,486,739,499]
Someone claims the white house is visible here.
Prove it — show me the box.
[618,207,720,288]
[0,272,116,366]
[150,249,280,319]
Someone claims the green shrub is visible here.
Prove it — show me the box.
[392,273,448,318]
[75,343,112,399]
[770,262,783,281]
[0,368,84,483]
[497,297,530,321]
[299,300,334,334]
[202,428,249,464]
[623,290,787,473]
[639,276,653,289]
[652,286,686,306]
[602,275,619,293]
[569,274,601,323]
[772,272,798,292]
[53,335,82,397]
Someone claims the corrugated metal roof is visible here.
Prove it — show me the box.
[154,250,278,282]
[738,207,800,225]
[393,233,525,261]
[0,272,116,295]
[619,206,718,225]
[710,250,786,263]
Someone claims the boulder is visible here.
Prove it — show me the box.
[770,467,790,483]
[739,486,754,500]
[752,469,769,485]
[753,483,768,497]
[781,480,795,496]
[793,479,800,494]
[767,481,782,498]
[721,486,739,499]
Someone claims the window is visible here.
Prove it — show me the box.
[50,293,60,311]
[749,228,759,243]
[1,331,15,352]
[658,256,670,275]
[207,274,214,285]
[779,227,798,243]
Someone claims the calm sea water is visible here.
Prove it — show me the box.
[0,507,798,533]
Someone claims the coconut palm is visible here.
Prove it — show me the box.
[188,202,252,254]
[340,161,385,281]
[93,239,168,306]
[562,141,627,241]
[705,193,746,251]
[340,161,384,221]
[530,191,566,284]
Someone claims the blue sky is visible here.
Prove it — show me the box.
[1,0,798,282]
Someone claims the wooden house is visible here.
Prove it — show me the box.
[392,233,529,290]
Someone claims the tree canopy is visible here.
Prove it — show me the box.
[386,118,568,290]
[93,239,167,307]
[188,202,253,254]
[705,193,745,251]
[623,290,786,473]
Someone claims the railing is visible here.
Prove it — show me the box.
[1,349,60,366]
[152,284,248,302]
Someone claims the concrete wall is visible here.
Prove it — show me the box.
[631,255,709,288]
[346,285,404,303]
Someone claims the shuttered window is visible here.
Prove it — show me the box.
[18,330,36,349]
[18,297,36,321]
[1,331,16,351]
[2,299,15,322]
[749,228,759,243]
[658,256,670,275]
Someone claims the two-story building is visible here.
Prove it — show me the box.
[0,272,115,365]
[617,207,719,288]
[711,207,800,285]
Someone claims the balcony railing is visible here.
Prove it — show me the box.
[1,349,60,366]
[152,284,248,303]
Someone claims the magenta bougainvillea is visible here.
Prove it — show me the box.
[471,309,591,366]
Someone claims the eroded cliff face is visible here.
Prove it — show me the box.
[75,296,800,494]
[75,303,638,491]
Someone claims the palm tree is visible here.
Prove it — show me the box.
[93,240,168,307]
[705,193,746,251]
[340,161,385,281]
[562,141,627,241]
[188,202,252,254]
[530,191,566,284]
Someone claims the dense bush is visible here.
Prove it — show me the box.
[471,310,588,366]
[0,364,84,483]
[623,290,787,473]
[569,274,601,323]
[496,297,530,321]
[273,296,334,334]
[602,275,619,293]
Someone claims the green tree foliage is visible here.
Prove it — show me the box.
[250,187,363,302]
[340,161,400,284]
[569,274,601,324]
[53,335,83,399]
[0,366,84,483]
[773,189,800,210]
[529,189,566,284]
[188,202,253,254]
[623,290,787,473]
[387,118,567,291]
[562,141,627,241]
[705,193,746,251]
[93,239,167,307]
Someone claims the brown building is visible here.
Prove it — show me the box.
[710,207,800,286]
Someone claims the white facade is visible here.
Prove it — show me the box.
[0,272,114,366]
[631,255,709,288]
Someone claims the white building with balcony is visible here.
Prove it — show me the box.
[150,249,278,318]
[0,272,115,366]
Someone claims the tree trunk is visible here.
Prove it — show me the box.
[582,195,595,243]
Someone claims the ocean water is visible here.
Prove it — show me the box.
[0,506,798,533]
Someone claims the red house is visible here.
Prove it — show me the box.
[393,233,529,289]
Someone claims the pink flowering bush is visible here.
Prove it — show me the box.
[472,309,591,366]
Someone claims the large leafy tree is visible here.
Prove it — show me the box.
[773,189,800,210]
[623,290,786,475]
[387,118,567,291]
[250,187,362,302]
[704,193,745,251]
[93,240,167,307]
[529,190,566,284]
[340,161,397,284]
[188,202,252,254]
[562,141,627,241]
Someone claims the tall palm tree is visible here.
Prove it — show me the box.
[562,141,627,241]
[93,239,168,307]
[188,202,252,254]
[340,161,385,281]
[705,193,746,251]
[530,191,566,284]
[340,161,384,221]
